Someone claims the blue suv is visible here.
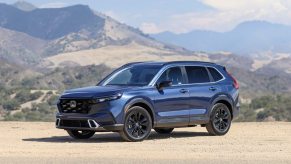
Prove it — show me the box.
[56,61,240,141]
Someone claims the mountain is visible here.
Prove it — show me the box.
[152,21,291,55]
[0,2,188,64]
[12,1,36,11]
[42,13,187,56]
[0,4,104,40]
[0,27,46,64]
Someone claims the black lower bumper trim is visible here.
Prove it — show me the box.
[56,124,124,132]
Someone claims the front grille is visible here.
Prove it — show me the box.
[60,120,90,128]
[59,99,93,114]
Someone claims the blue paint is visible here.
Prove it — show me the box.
[56,61,239,129]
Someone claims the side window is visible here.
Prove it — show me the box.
[208,67,223,81]
[157,67,183,85]
[185,66,210,83]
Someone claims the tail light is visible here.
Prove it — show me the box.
[227,71,239,89]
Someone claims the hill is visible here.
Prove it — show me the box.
[40,42,208,68]
[0,3,103,40]
[0,27,46,65]
[0,2,188,64]
[12,1,36,11]
[152,21,291,55]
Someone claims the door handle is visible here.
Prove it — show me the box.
[209,87,217,91]
[180,89,189,94]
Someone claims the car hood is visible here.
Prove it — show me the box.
[60,86,133,99]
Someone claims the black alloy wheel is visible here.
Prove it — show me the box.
[120,106,152,142]
[206,103,231,135]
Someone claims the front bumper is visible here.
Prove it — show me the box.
[56,113,123,132]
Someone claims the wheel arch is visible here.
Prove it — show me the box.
[124,97,156,126]
[215,100,233,119]
[210,95,234,119]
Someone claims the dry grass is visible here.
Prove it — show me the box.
[42,42,209,68]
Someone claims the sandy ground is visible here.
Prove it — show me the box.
[0,122,290,164]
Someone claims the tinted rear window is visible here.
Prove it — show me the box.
[208,67,223,81]
[185,66,210,83]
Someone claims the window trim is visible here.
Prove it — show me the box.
[206,66,225,83]
[153,66,186,86]
[149,64,225,87]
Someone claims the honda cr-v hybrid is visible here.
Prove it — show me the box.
[56,61,239,142]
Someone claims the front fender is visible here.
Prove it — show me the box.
[123,97,156,126]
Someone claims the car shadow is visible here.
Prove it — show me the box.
[22,131,210,143]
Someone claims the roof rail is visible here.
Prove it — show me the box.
[121,62,145,67]
[163,61,216,65]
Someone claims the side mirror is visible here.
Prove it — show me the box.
[156,80,172,91]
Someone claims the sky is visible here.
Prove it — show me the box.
[1,0,291,34]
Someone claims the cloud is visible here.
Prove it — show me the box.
[39,2,68,8]
[200,0,288,11]
[140,0,291,34]
[140,22,163,34]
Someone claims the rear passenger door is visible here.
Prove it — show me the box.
[183,66,223,123]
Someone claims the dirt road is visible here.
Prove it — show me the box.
[0,122,290,164]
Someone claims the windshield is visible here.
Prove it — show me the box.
[103,65,162,86]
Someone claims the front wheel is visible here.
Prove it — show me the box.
[206,103,232,136]
[119,106,152,142]
[66,130,95,139]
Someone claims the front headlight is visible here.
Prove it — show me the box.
[94,93,123,103]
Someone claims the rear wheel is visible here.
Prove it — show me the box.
[154,128,174,134]
[66,130,95,139]
[119,106,152,142]
[206,103,231,136]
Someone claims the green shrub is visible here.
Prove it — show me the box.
[256,110,270,121]
[15,90,31,103]
[4,112,25,121]
[241,94,291,121]
[235,104,256,122]
[4,103,56,121]
[2,100,20,111]
[47,95,59,106]
[29,91,43,100]
[21,78,36,88]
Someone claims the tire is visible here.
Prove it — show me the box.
[206,103,232,136]
[154,128,174,134]
[119,106,152,142]
[66,130,95,139]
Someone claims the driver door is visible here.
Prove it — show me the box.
[154,66,190,127]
